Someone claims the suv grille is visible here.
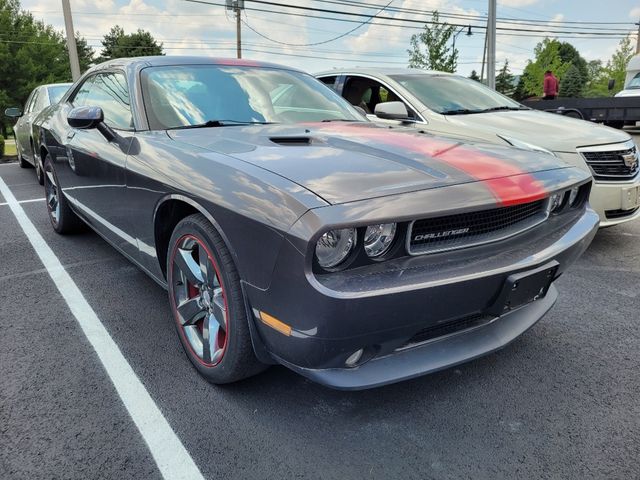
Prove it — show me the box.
[580,144,639,181]
[408,199,547,255]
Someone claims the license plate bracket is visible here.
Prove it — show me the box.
[488,261,559,316]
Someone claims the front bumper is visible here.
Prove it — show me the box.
[244,205,599,390]
[589,179,640,227]
[555,151,640,227]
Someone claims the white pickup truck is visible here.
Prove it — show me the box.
[317,68,640,227]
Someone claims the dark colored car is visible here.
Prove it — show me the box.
[4,83,72,184]
[32,56,598,390]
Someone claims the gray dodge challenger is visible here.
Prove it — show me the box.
[32,56,599,389]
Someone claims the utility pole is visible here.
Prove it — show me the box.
[236,7,242,58]
[635,19,640,54]
[480,22,488,82]
[227,0,244,59]
[487,0,497,90]
[62,0,81,81]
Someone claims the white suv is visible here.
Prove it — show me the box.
[316,69,640,227]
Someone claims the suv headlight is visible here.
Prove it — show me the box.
[315,228,357,269]
[498,135,556,157]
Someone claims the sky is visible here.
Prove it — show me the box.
[22,0,640,76]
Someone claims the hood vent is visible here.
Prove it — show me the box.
[270,136,312,146]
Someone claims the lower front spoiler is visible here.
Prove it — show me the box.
[277,285,558,391]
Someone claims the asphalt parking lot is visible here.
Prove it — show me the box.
[1,144,639,479]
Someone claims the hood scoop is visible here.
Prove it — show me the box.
[269,136,313,146]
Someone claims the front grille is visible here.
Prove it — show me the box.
[408,199,547,255]
[397,314,495,350]
[581,145,639,181]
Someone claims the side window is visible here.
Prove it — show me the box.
[72,72,133,130]
[318,76,337,91]
[71,76,94,107]
[35,89,49,111]
[343,76,375,114]
[25,90,39,113]
[345,77,419,120]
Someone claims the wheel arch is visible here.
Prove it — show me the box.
[153,194,274,365]
[153,194,239,280]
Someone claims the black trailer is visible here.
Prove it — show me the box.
[521,96,640,129]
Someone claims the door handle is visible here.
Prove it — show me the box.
[66,131,75,140]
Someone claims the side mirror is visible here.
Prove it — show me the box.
[374,101,411,121]
[608,79,615,91]
[4,107,23,118]
[67,106,104,129]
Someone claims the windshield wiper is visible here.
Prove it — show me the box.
[478,106,529,112]
[320,118,360,122]
[168,119,275,130]
[440,108,484,115]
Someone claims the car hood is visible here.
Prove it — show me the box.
[615,89,640,97]
[442,109,631,152]
[168,122,569,205]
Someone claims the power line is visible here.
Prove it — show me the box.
[311,0,635,28]
[183,0,634,38]
[240,0,394,47]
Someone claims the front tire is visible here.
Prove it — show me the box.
[167,214,265,384]
[35,157,44,185]
[18,149,30,169]
[43,154,82,234]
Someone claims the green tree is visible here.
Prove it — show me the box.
[469,69,480,81]
[495,60,515,96]
[73,35,95,72]
[407,11,457,72]
[584,37,635,97]
[557,42,588,89]
[559,64,583,97]
[97,25,164,61]
[0,0,90,135]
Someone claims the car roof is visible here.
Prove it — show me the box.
[40,83,73,89]
[314,67,453,77]
[90,56,303,73]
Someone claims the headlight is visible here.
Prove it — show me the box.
[364,223,397,258]
[315,228,357,268]
[498,135,556,157]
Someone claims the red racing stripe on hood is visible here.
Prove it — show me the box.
[314,124,547,206]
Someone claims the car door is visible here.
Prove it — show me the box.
[15,89,38,160]
[58,70,137,258]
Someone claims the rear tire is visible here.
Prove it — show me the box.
[43,154,83,234]
[167,214,266,384]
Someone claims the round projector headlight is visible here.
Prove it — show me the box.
[364,223,397,258]
[549,192,564,213]
[568,186,580,206]
[315,228,357,268]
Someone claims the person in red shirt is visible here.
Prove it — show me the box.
[543,70,559,100]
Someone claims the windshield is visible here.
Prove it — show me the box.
[47,85,71,104]
[390,74,523,114]
[141,65,363,129]
[627,72,640,89]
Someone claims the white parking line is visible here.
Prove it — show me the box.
[0,197,44,207]
[0,177,205,480]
